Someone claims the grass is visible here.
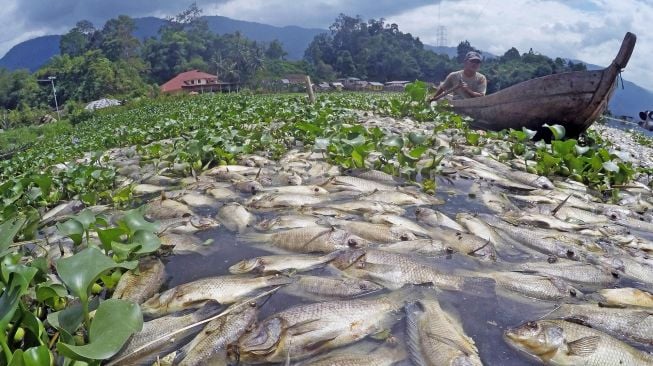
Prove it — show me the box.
[0,120,73,153]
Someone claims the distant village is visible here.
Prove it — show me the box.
[159,70,420,94]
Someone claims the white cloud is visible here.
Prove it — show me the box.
[1,0,652,91]
[387,0,653,89]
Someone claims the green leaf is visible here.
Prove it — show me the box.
[574,145,590,155]
[408,132,426,145]
[551,139,576,156]
[118,208,158,235]
[522,127,537,140]
[56,299,143,361]
[0,273,32,344]
[96,228,125,252]
[47,297,100,335]
[74,209,97,230]
[408,146,428,159]
[465,132,480,146]
[0,216,27,254]
[8,350,24,366]
[543,123,566,140]
[343,134,365,147]
[56,219,84,246]
[36,282,68,303]
[382,135,404,148]
[351,149,364,168]
[602,161,620,172]
[55,248,137,303]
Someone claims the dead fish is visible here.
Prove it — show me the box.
[426,226,497,261]
[233,180,264,194]
[416,207,464,231]
[479,271,581,301]
[471,155,554,189]
[133,184,167,195]
[239,227,370,254]
[516,260,617,286]
[548,303,653,345]
[504,319,653,365]
[159,233,209,255]
[598,288,653,308]
[332,249,491,294]
[260,185,329,196]
[144,197,193,220]
[361,189,443,206]
[206,187,238,201]
[156,216,220,235]
[141,275,291,317]
[108,302,222,366]
[228,252,338,274]
[406,298,482,366]
[295,342,406,366]
[235,288,418,363]
[282,275,383,300]
[216,202,256,232]
[112,257,166,304]
[345,168,405,184]
[254,215,322,231]
[179,193,218,208]
[366,213,432,237]
[315,201,405,216]
[321,218,417,243]
[246,193,329,209]
[378,239,451,256]
[323,175,395,193]
[174,302,258,366]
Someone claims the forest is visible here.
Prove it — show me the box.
[0,5,586,127]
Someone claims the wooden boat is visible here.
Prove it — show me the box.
[451,32,637,139]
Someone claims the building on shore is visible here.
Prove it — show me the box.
[384,81,410,91]
[160,70,238,94]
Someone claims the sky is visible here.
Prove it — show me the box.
[2,0,652,89]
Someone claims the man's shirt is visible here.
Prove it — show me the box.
[440,70,487,99]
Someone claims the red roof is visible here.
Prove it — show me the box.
[160,70,219,93]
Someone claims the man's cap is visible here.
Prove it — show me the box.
[465,51,482,61]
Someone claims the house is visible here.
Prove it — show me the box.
[283,74,308,84]
[331,82,344,91]
[315,82,331,91]
[160,70,237,93]
[385,81,410,92]
[367,82,384,91]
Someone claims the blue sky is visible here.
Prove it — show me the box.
[2,0,652,90]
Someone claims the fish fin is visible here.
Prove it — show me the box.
[370,329,392,340]
[303,335,338,352]
[286,319,322,336]
[191,300,223,321]
[566,336,600,357]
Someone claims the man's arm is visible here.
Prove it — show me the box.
[429,74,456,101]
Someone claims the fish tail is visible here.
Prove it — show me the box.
[405,301,430,366]
[238,232,271,243]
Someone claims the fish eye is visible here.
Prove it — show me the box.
[314,187,320,192]
[526,321,538,330]
[400,234,409,241]
[566,249,575,258]
[347,238,358,247]
[547,256,558,264]
[569,289,577,297]
[445,247,454,254]
[610,213,617,220]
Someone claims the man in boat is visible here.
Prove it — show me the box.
[429,51,487,101]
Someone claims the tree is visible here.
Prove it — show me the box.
[502,47,520,62]
[99,15,140,61]
[265,40,287,60]
[456,40,481,63]
[60,20,97,57]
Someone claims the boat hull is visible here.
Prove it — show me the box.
[450,32,636,139]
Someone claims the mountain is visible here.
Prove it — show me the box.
[0,35,61,71]
[0,16,325,72]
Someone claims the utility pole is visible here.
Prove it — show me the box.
[37,76,61,120]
